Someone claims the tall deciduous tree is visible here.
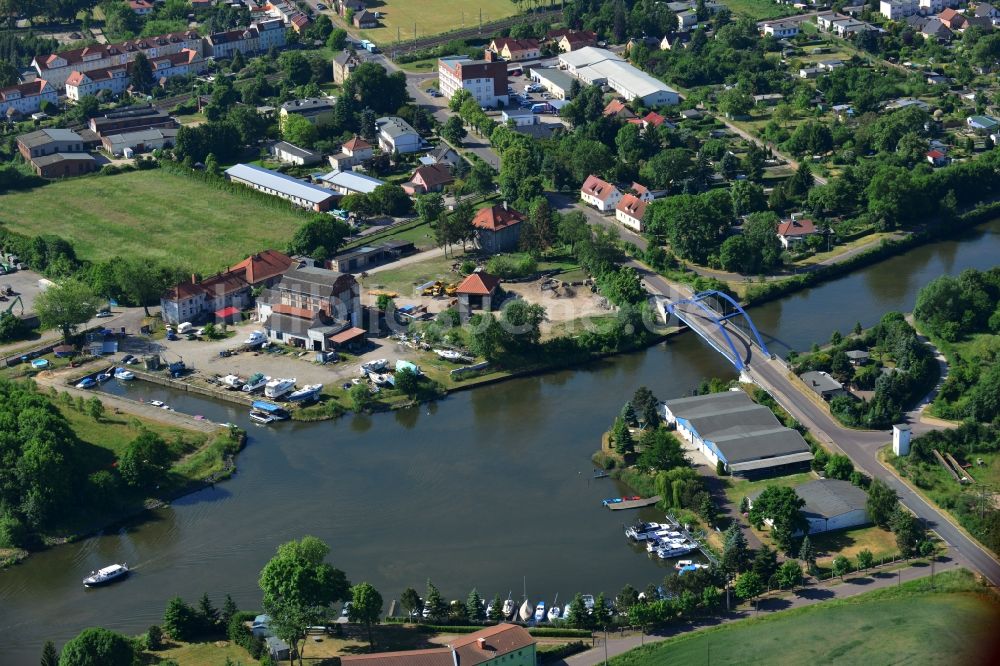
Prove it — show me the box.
[58,627,134,666]
[259,536,350,665]
[748,485,806,552]
[400,587,422,620]
[866,478,898,528]
[35,280,99,341]
[348,582,383,646]
[129,52,153,93]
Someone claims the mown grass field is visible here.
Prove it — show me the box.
[0,171,308,273]
[357,0,520,44]
[610,570,1000,666]
[722,0,797,20]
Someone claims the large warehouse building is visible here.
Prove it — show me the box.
[750,479,870,535]
[558,47,679,106]
[661,391,814,477]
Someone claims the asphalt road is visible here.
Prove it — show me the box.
[649,280,1000,587]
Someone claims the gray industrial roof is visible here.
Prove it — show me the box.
[31,152,96,167]
[225,163,336,205]
[751,478,868,519]
[532,67,576,92]
[18,127,83,147]
[376,116,418,139]
[664,390,812,469]
[320,169,385,193]
[272,141,319,159]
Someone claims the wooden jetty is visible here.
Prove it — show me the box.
[607,495,661,510]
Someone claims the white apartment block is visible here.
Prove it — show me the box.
[437,56,509,108]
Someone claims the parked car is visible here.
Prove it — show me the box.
[96,310,113,318]
[316,3,326,9]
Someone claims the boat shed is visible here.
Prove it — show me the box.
[661,391,813,478]
[750,478,870,535]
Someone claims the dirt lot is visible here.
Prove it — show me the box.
[503,278,615,337]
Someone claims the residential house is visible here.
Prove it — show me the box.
[753,93,784,107]
[884,97,931,111]
[530,67,575,100]
[642,111,670,129]
[845,350,871,366]
[749,479,870,535]
[421,145,461,169]
[921,18,954,40]
[500,109,537,127]
[338,0,366,17]
[353,9,378,29]
[402,163,454,194]
[205,19,286,59]
[319,169,385,196]
[327,135,373,171]
[967,115,1000,133]
[64,48,204,101]
[762,20,800,38]
[332,50,361,84]
[879,0,918,19]
[257,266,361,350]
[580,174,622,212]
[776,216,819,248]
[832,104,855,121]
[438,56,509,108]
[659,32,691,50]
[160,250,293,325]
[225,163,339,211]
[472,203,523,253]
[129,0,154,13]
[800,370,847,400]
[340,624,536,666]
[456,271,502,321]
[558,30,598,52]
[488,37,540,61]
[603,98,635,119]
[266,1,311,32]
[376,116,422,154]
[279,98,335,128]
[905,14,930,29]
[661,391,813,477]
[799,66,822,79]
[938,7,968,30]
[0,80,57,119]
[926,72,950,85]
[31,30,202,89]
[615,194,647,232]
[677,9,698,30]
[270,140,322,166]
[926,149,950,166]
[102,127,178,156]
[88,106,177,136]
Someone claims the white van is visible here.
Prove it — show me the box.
[177,322,194,334]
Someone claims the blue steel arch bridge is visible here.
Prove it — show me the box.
[665,290,770,371]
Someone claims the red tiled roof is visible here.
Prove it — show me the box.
[229,249,293,285]
[412,163,454,189]
[581,174,619,202]
[560,30,598,46]
[341,623,534,666]
[603,99,634,118]
[215,305,240,318]
[777,218,817,237]
[631,182,649,196]
[34,30,199,71]
[456,272,501,296]
[492,37,539,53]
[0,79,51,100]
[472,203,524,231]
[926,149,945,159]
[343,136,370,152]
[643,111,666,126]
[616,193,648,221]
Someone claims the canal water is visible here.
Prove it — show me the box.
[1,219,998,662]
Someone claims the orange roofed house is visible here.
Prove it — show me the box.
[341,623,536,666]
[160,250,294,325]
[472,202,524,253]
[456,271,503,321]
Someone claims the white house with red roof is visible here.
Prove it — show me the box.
[488,37,541,61]
[328,135,373,171]
[580,174,622,212]
[776,216,820,248]
[31,30,201,89]
[472,202,524,253]
[129,0,154,14]
[340,623,536,666]
[616,193,648,232]
[65,48,203,101]
[0,80,57,119]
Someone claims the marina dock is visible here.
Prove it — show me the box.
[607,495,661,510]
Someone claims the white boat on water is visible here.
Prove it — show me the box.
[518,600,532,622]
[249,412,278,425]
[264,377,296,399]
[533,601,545,622]
[434,349,464,361]
[83,563,129,587]
[288,384,323,402]
[113,367,134,380]
[656,541,698,559]
[625,522,667,540]
[221,374,244,389]
[242,373,269,392]
[96,372,111,383]
[149,400,164,407]
[359,358,388,375]
[675,559,694,570]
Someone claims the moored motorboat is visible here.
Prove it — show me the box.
[149,400,164,407]
[249,412,277,424]
[83,563,129,587]
[96,372,112,383]
[264,377,296,399]
[113,367,134,380]
[76,377,97,389]
[288,384,323,402]
[674,559,694,570]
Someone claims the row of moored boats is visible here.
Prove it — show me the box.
[626,521,701,560]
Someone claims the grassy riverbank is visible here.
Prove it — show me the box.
[609,569,999,666]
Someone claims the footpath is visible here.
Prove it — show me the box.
[561,556,962,665]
